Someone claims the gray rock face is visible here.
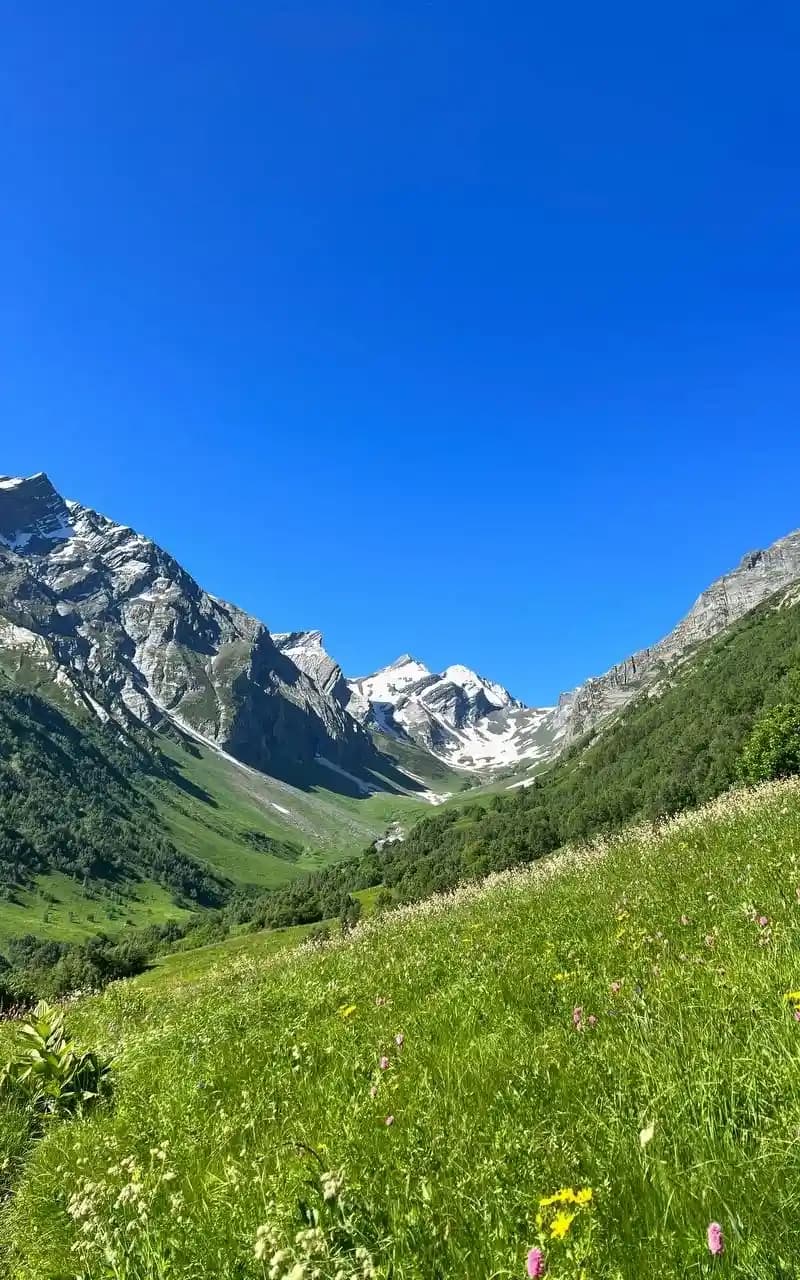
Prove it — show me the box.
[273,631,351,705]
[554,529,800,743]
[0,475,372,775]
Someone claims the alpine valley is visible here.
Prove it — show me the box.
[2,469,800,949]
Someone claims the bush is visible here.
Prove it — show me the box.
[740,703,800,783]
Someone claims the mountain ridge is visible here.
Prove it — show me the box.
[4,471,800,786]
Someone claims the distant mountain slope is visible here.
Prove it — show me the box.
[553,529,800,745]
[273,634,558,772]
[371,584,800,902]
[0,474,373,782]
[0,673,227,909]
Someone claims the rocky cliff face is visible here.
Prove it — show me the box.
[553,529,800,743]
[273,631,351,705]
[0,474,372,776]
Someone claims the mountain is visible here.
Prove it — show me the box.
[272,630,350,704]
[0,473,373,781]
[261,525,800,778]
[552,528,800,748]
[344,654,559,771]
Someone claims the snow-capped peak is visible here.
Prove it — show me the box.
[343,652,557,773]
[349,656,432,706]
[440,664,519,710]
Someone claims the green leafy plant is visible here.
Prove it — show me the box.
[0,1001,112,1117]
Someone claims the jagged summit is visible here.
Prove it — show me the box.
[0,476,373,780]
[0,472,74,552]
[272,630,349,703]
[345,655,555,772]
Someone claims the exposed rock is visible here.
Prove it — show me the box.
[554,529,800,742]
[0,474,373,777]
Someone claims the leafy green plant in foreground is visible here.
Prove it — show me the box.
[0,1001,112,1118]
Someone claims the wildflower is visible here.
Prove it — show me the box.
[757,915,769,928]
[550,1210,576,1240]
[680,914,690,925]
[573,1187,593,1205]
[707,1221,724,1255]
[369,1085,378,1098]
[610,980,622,995]
[385,1114,394,1126]
[539,1188,576,1207]
[338,1004,357,1019]
[527,1246,546,1276]
[793,1008,800,1023]
[587,1014,598,1029]
[639,1121,655,1147]
[395,1032,404,1048]
[572,1006,583,1029]
[379,1056,390,1071]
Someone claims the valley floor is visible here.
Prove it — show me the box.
[3,779,800,1277]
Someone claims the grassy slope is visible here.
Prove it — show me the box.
[0,650,461,943]
[4,778,800,1277]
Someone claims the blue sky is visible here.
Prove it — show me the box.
[2,2,800,705]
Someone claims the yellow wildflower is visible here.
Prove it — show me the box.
[783,991,800,1002]
[574,1187,593,1205]
[550,1210,577,1240]
[337,1004,357,1019]
[539,1187,575,1207]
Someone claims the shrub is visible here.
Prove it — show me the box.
[740,703,800,783]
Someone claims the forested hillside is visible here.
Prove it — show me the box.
[0,676,227,906]
[247,587,800,923]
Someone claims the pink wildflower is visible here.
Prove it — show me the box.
[610,981,622,995]
[527,1246,546,1276]
[793,1008,800,1023]
[379,1056,390,1071]
[369,1085,378,1098]
[587,1014,598,1028]
[757,915,769,928]
[385,1114,394,1126]
[572,1006,583,1029]
[706,1222,724,1255]
[395,1032,405,1048]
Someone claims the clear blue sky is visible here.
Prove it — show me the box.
[2,3,800,705]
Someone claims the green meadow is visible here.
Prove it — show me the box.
[2,778,800,1277]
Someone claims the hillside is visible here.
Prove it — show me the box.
[233,583,800,926]
[372,585,800,901]
[0,669,454,948]
[2,777,800,1276]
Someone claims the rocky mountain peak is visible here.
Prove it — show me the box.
[272,630,349,703]
[0,476,374,783]
[0,473,74,552]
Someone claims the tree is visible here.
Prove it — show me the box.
[739,703,800,784]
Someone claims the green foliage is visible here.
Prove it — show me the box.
[739,701,800,783]
[0,677,228,907]
[0,1001,112,1117]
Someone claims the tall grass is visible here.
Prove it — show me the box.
[3,780,800,1278]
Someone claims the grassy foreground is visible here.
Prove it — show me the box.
[4,781,800,1278]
